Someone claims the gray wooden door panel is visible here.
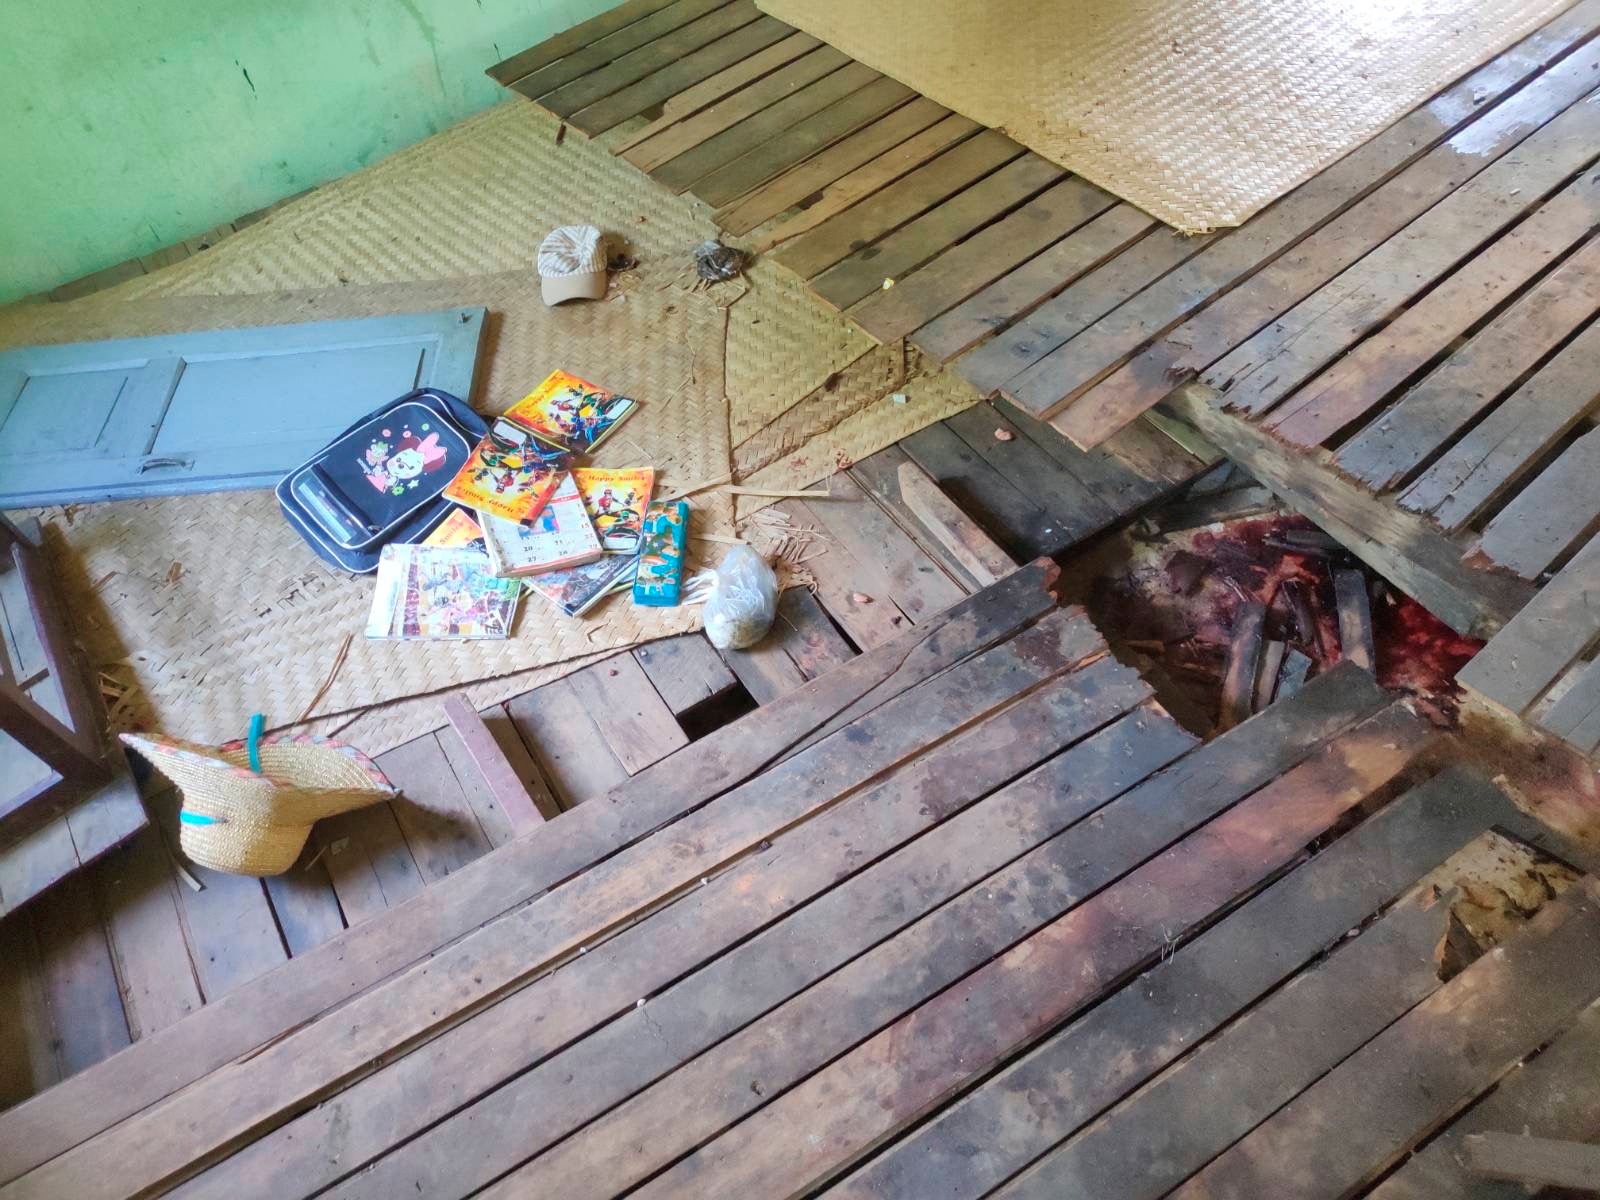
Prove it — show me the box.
[0,307,485,507]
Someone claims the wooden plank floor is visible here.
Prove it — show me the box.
[4,576,1599,1200]
[488,0,1600,644]
[0,417,1143,1112]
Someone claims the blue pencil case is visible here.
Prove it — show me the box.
[277,388,488,573]
[633,500,689,607]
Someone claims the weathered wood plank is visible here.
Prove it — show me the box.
[1262,186,1600,448]
[505,0,732,101]
[1458,534,1600,716]
[774,130,1022,280]
[259,847,346,958]
[619,700,1432,1199]
[813,154,1065,311]
[487,0,687,87]
[953,225,1210,397]
[566,15,796,136]
[893,457,1015,586]
[0,563,1060,1183]
[1476,428,1600,580]
[825,766,1526,1200]
[1367,998,1600,1200]
[1167,880,1600,1200]
[92,826,201,1042]
[183,656,1160,1200]
[0,916,55,1109]
[505,677,629,807]
[1214,163,1600,424]
[652,60,879,192]
[486,667,1402,1200]
[800,473,970,625]
[1,602,1088,1199]
[439,695,551,834]
[564,654,690,775]
[631,634,740,716]
[900,421,1061,561]
[944,403,1118,543]
[750,113,981,253]
[1035,44,1600,446]
[922,204,1156,364]
[1401,319,1600,531]
[993,875,1452,1200]
[611,31,823,158]
[1463,1132,1600,1191]
[1335,232,1600,491]
[692,75,916,210]
[1219,601,1267,730]
[621,45,849,174]
[535,1,764,118]
[998,13,1600,423]
[1161,384,1534,637]
[714,96,949,235]
[28,873,130,1078]
[315,802,425,926]
[1335,569,1376,671]
[849,176,1116,343]
[376,735,494,883]
[1539,654,1600,754]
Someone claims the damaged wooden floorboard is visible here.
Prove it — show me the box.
[488,0,1599,691]
[0,562,1063,1169]
[6,559,1599,1200]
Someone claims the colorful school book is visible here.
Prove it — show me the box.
[508,370,638,454]
[365,545,521,640]
[439,413,569,523]
[420,507,484,549]
[571,467,655,554]
[633,499,689,608]
[525,553,640,618]
[478,472,604,578]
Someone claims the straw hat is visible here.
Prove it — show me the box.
[121,731,396,876]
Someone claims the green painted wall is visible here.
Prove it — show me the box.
[0,0,619,302]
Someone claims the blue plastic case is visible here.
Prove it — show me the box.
[276,388,488,573]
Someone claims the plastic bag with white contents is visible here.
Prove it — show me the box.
[687,544,779,650]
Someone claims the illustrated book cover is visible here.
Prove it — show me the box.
[421,507,484,549]
[507,369,638,454]
[526,553,640,618]
[479,472,604,577]
[365,544,521,640]
[571,467,655,554]
[440,413,569,524]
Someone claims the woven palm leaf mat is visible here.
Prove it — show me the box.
[755,0,1573,232]
[3,99,979,753]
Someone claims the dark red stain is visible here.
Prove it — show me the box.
[1096,514,1483,726]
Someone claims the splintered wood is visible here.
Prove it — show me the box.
[5,552,1599,1200]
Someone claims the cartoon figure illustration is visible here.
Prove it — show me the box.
[363,428,449,495]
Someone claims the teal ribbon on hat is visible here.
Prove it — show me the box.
[247,713,265,774]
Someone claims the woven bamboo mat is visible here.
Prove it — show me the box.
[5,99,976,752]
[755,0,1573,232]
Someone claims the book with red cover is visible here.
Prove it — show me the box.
[440,414,569,523]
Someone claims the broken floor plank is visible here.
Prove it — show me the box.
[0,562,1061,1184]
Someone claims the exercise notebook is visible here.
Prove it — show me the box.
[507,370,637,454]
[441,413,569,524]
[571,467,655,553]
[365,545,521,640]
[479,472,604,577]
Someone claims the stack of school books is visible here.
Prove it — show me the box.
[436,370,664,618]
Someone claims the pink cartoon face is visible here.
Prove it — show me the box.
[387,447,428,481]
[364,428,450,495]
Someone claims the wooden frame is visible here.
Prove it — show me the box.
[0,517,110,845]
